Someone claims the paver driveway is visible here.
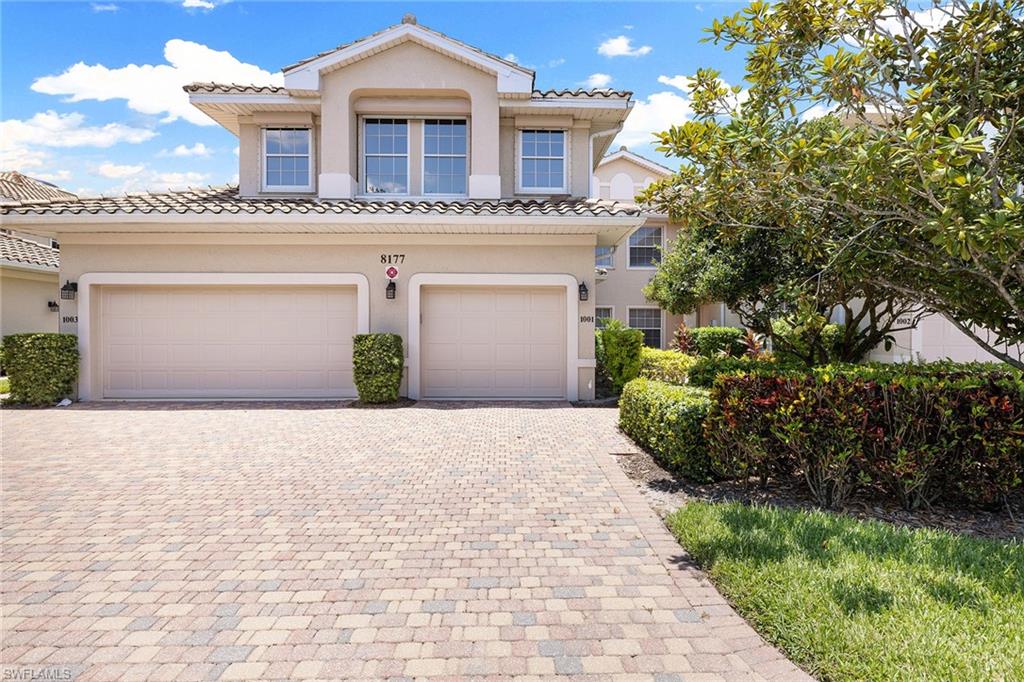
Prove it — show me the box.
[1,403,807,681]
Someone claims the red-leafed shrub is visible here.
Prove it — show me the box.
[706,364,1024,510]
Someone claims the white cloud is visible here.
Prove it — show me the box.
[1,110,155,170]
[615,91,693,148]
[801,102,836,121]
[31,39,283,126]
[233,145,240,156]
[585,73,613,88]
[90,3,119,11]
[598,36,652,58]
[34,170,73,183]
[97,162,145,179]
[503,53,518,63]
[658,74,750,110]
[182,0,216,8]
[546,58,566,68]
[160,142,211,157]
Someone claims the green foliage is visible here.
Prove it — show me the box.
[352,333,404,403]
[706,365,1024,509]
[0,333,79,406]
[642,0,1024,368]
[596,319,643,395]
[689,326,746,357]
[619,378,715,481]
[772,318,850,366]
[687,354,787,388]
[639,347,698,385]
[668,502,1024,681]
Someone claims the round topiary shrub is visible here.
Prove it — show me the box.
[0,333,79,406]
[352,333,404,403]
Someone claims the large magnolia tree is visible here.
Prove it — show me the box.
[642,0,1024,368]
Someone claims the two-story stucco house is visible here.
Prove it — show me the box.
[0,17,646,401]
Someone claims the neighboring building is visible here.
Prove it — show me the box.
[591,147,743,348]
[0,17,645,401]
[0,171,72,338]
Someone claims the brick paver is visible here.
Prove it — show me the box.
[1,402,809,680]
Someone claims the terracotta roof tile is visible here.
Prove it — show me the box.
[532,88,633,99]
[0,171,78,205]
[184,82,287,95]
[0,232,59,269]
[0,185,641,219]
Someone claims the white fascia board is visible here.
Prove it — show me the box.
[188,94,315,106]
[501,99,633,111]
[283,24,533,94]
[0,259,59,274]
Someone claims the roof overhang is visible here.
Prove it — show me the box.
[283,23,535,95]
[1,213,643,246]
[189,93,321,135]
[598,149,674,177]
[0,258,59,275]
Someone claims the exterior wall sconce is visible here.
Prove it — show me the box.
[578,282,589,301]
[60,280,78,300]
[48,301,60,312]
[386,280,397,300]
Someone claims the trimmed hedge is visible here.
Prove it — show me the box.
[619,378,715,481]
[689,326,746,357]
[597,319,643,395]
[0,333,79,406]
[639,348,697,385]
[687,354,789,388]
[706,366,1024,509]
[352,333,404,403]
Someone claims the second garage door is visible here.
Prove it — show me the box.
[101,285,357,399]
[421,286,566,399]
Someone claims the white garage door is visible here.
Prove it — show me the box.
[421,286,566,399]
[101,285,357,399]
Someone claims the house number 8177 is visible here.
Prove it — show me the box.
[380,254,406,264]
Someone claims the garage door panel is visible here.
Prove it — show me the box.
[101,285,357,399]
[422,285,565,399]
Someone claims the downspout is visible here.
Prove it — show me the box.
[588,124,623,198]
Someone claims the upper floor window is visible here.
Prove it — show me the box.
[263,128,312,191]
[595,246,614,268]
[628,226,663,268]
[424,120,467,195]
[364,118,408,194]
[520,130,566,193]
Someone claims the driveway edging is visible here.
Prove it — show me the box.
[589,446,813,681]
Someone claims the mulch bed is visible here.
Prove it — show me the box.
[615,446,1024,541]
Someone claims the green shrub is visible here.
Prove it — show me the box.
[687,354,788,387]
[689,326,746,357]
[597,319,643,395]
[707,365,1024,509]
[352,333,404,403]
[639,347,697,385]
[0,333,79,406]
[619,378,715,481]
[772,318,848,365]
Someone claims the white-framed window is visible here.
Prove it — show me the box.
[519,129,567,193]
[595,246,615,268]
[364,118,409,194]
[628,226,663,269]
[423,119,468,195]
[262,128,313,191]
[595,306,614,329]
[629,307,663,348]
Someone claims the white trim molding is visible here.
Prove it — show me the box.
[75,272,370,401]
[407,272,582,401]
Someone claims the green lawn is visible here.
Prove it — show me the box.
[668,502,1024,681]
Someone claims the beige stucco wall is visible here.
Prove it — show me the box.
[594,220,696,348]
[57,232,599,400]
[1,268,59,338]
[594,156,662,201]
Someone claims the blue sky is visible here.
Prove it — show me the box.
[1,1,748,196]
